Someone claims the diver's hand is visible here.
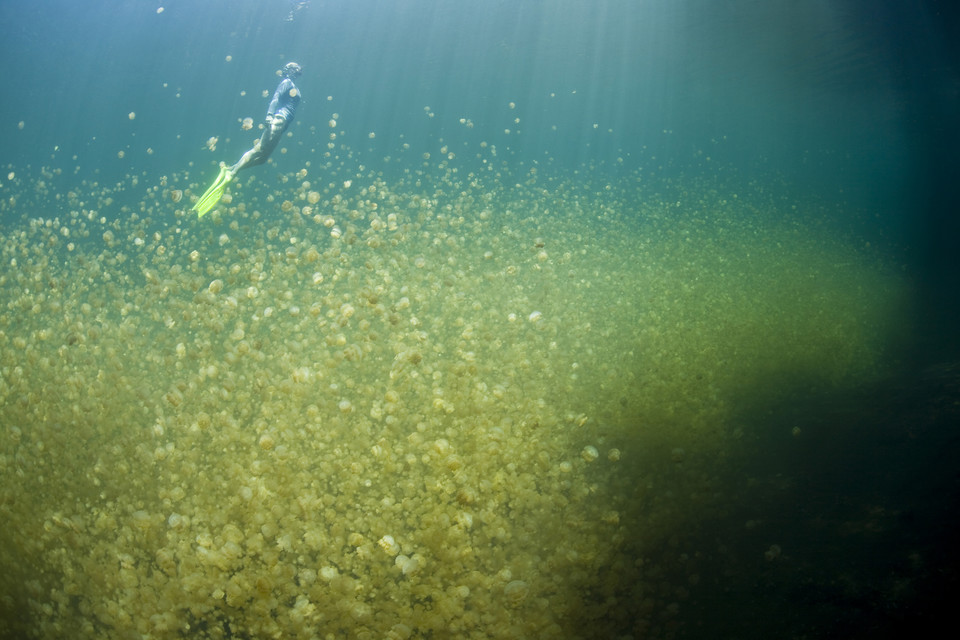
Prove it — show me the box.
[268,116,286,134]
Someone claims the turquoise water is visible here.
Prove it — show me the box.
[1,2,957,639]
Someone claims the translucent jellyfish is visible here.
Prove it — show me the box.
[377,535,400,556]
[504,580,529,606]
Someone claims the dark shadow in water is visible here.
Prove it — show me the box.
[670,364,960,639]
[553,360,960,638]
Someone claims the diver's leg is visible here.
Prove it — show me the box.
[228,140,262,177]
[230,117,287,176]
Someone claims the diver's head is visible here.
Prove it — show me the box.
[282,62,302,79]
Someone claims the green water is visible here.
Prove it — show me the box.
[0,133,909,637]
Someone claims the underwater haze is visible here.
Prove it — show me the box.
[2,1,959,639]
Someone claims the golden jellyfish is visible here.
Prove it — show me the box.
[504,580,529,606]
[242,117,254,130]
[170,189,183,203]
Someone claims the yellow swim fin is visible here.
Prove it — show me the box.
[192,167,231,218]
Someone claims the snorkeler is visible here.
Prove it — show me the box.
[193,62,303,218]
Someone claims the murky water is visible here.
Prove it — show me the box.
[0,130,909,637]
